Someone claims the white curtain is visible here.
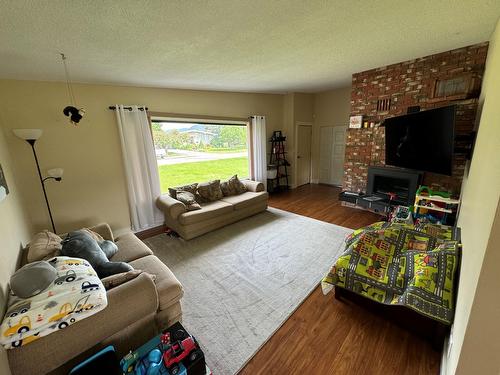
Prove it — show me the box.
[115,105,163,231]
[251,115,267,190]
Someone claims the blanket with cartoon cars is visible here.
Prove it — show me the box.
[321,221,460,324]
[1,256,107,349]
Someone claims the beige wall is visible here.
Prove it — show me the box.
[0,80,284,234]
[445,18,500,375]
[0,124,33,375]
[312,87,351,182]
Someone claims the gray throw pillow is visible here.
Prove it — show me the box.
[10,261,57,298]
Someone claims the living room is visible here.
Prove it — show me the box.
[0,2,499,375]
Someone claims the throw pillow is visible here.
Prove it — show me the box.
[221,175,247,196]
[168,183,198,199]
[27,230,63,263]
[176,191,202,211]
[101,269,144,290]
[81,228,105,242]
[197,180,224,202]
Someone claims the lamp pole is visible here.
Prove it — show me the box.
[27,139,57,233]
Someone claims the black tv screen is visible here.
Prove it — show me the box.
[384,106,455,175]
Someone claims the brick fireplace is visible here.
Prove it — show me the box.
[344,42,489,195]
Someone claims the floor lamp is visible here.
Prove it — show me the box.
[13,129,64,233]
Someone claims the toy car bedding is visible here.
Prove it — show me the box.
[1,256,107,349]
[321,221,461,324]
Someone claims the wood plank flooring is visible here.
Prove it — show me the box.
[238,184,441,375]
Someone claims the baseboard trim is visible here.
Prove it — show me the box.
[135,224,168,240]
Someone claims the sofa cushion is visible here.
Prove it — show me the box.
[111,232,154,263]
[197,180,224,202]
[129,255,184,310]
[101,269,145,290]
[178,200,234,225]
[220,175,247,196]
[220,191,268,210]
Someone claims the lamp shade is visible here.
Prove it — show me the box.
[47,168,64,178]
[12,129,43,141]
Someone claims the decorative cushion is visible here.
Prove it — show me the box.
[220,175,248,196]
[176,191,202,211]
[10,260,57,298]
[101,269,146,290]
[27,230,63,263]
[197,180,224,202]
[80,228,105,242]
[168,183,198,199]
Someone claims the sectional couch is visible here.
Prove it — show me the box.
[7,224,183,375]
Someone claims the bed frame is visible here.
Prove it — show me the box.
[334,285,449,350]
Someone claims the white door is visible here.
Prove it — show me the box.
[296,125,312,187]
[319,126,346,185]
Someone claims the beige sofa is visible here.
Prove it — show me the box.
[157,180,268,240]
[7,224,183,375]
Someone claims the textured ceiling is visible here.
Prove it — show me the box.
[0,0,499,93]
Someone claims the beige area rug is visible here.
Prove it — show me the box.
[144,207,352,374]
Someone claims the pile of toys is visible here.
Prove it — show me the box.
[121,322,208,375]
[388,185,460,226]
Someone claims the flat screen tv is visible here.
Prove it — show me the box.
[384,105,455,175]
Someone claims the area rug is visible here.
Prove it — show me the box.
[144,207,352,374]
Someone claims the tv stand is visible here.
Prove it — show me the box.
[339,192,393,216]
[339,166,424,216]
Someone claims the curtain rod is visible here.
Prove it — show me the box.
[108,106,148,111]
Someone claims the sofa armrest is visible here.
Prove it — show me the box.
[89,223,114,241]
[156,195,187,220]
[7,273,159,375]
[243,179,265,192]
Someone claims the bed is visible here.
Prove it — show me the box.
[322,221,461,325]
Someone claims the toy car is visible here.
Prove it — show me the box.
[162,331,199,375]
[7,301,31,317]
[54,270,77,285]
[81,281,100,293]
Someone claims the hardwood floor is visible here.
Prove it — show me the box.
[267,184,381,228]
[239,184,441,375]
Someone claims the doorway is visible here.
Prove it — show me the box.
[319,125,346,186]
[296,124,312,187]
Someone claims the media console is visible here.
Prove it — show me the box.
[339,166,424,215]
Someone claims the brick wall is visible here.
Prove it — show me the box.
[345,42,489,195]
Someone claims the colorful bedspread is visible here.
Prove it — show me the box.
[322,221,460,324]
[1,257,107,349]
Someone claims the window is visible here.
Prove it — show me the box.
[151,119,249,192]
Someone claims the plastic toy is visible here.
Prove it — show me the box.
[121,323,203,375]
[162,331,199,375]
[389,206,413,224]
[413,185,460,225]
[134,349,163,375]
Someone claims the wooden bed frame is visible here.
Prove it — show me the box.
[334,285,449,350]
